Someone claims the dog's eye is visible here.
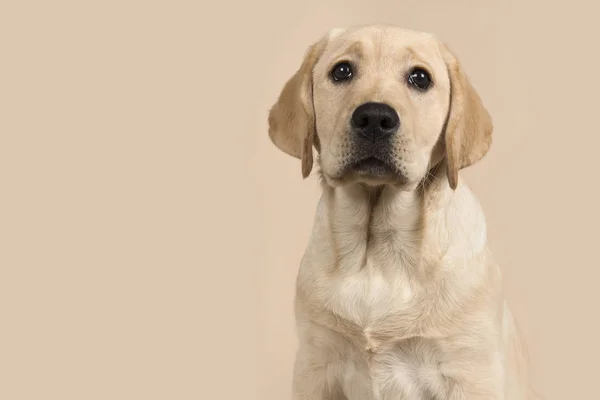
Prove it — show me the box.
[408,68,432,90]
[331,62,353,82]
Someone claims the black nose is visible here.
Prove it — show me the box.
[351,102,400,141]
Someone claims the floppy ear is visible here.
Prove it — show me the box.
[439,43,493,190]
[267,36,330,179]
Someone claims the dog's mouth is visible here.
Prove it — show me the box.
[328,155,409,187]
[351,157,394,175]
[346,157,399,184]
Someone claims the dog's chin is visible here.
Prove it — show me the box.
[336,157,408,187]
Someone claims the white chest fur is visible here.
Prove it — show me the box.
[294,182,498,399]
[338,340,448,400]
[326,258,417,335]
[328,267,441,399]
[299,184,473,343]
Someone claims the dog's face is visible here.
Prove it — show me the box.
[268,26,493,190]
[311,28,450,188]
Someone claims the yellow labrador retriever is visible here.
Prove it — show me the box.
[268,25,537,400]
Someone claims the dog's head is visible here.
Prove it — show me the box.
[268,25,492,190]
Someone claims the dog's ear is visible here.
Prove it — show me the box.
[439,42,493,190]
[267,33,333,179]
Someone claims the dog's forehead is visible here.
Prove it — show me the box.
[323,26,440,63]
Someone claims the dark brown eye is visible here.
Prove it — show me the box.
[408,68,432,90]
[331,62,353,82]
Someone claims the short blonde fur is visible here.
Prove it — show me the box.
[268,25,538,400]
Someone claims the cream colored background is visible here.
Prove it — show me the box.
[1,1,598,399]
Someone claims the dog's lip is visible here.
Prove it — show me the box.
[350,157,394,172]
[331,156,408,186]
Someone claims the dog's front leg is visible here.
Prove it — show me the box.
[292,344,346,400]
[438,356,506,400]
[443,380,504,400]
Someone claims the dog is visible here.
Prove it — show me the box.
[268,25,537,400]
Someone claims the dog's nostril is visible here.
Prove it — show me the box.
[380,117,394,130]
[356,116,369,128]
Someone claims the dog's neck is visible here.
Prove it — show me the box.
[313,164,488,275]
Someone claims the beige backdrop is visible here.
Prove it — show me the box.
[1,1,599,399]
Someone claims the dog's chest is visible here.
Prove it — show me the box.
[340,337,445,400]
[324,255,425,340]
[330,267,411,323]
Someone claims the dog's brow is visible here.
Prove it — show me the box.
[405,47,435,74]
[327,41,364,66]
